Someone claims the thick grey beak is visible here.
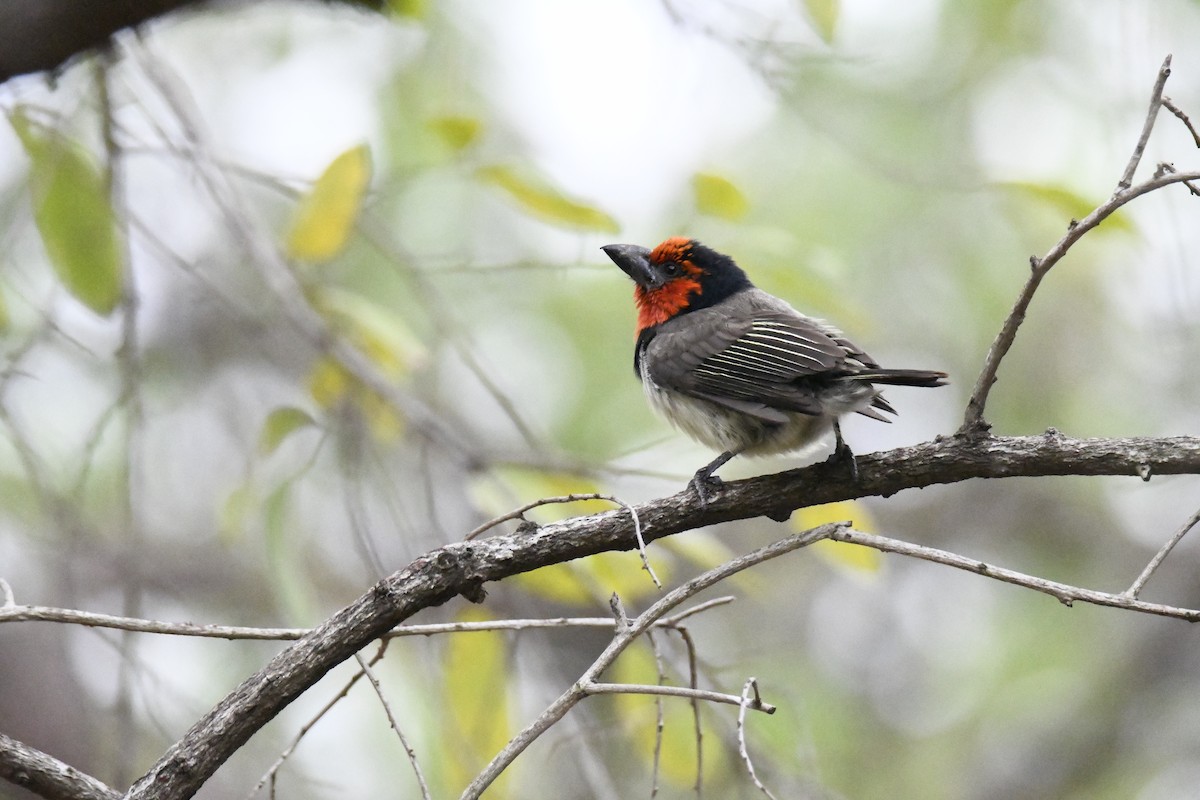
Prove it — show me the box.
[602,244,658,289]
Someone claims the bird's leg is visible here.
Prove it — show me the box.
[830,419,859,481]
[690,450,737,506]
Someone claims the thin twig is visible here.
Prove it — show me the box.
[737,679,779,800]
[1124,506,1200,599]
[0,579,13,608]
[661,596,736,625]
[961,166,1200,433]
[962,55,1185,433]
[353,650,432,800]
[1116,54,1172,192]
[458,525,836,800]
[466,492,660,588]
[1162,96,1200,148]
[830,528,1200,621]
[646,629,667,798]
[244,644,386,800]
[674,626,704,799]
[466,493,618,539]
[584,682,776,713]
[0,604,733,639]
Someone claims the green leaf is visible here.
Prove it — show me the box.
[264,481,317,624]
[1000,181,1134,233]
[478,165,620,233]
[9,110,123,316]
[692,172,749,220]
[258,406,317,455]
[429,115,483,151]
[803,0,840,43]
[286,144,373,262]
[218,483,256,545]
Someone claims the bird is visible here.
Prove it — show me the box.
[602,237,947,505]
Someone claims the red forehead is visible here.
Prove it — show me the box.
[649,236,692,264]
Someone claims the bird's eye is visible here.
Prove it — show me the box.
[663,262,680,276]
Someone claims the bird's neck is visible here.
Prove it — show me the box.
[634,279,702,332]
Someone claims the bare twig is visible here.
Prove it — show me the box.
[467,492,620,539]
[646,629,666,798]
[0,578,13,608]
[458,525,833,800]
[661,596,736,625]
[1116,55,1172,192]
[244,644,386,800]
[466,492,659,588]
[737,679,779,800]
[584,682,776,713]
[1162,96,1200,148]
[126,42,473,462]
[674,625,705,798]
[829,528,1200,622]
[961,55,1196,433]
[0,603,733,640]
[353,651,432,800]
[961,167,1200,433]
[1124,506,1200,599]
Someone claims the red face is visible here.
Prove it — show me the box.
[634,237,704,332]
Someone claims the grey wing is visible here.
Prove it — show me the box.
[644,310,854,421]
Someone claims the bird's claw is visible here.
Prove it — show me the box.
[829,441,859,481]
[690,471,724,507]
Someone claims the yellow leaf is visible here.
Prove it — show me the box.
[510,563,595,606]
[305,288,425,440]
[389,0,426,18]
[610,646,729,787]
[429,115,482,151]
[692,172,749,220]
[286,144,372,262]
[443,608,510,794]
[478,165,620,233]
[10,109,123,316]
[794,500,882,574]
[803,0,840,43]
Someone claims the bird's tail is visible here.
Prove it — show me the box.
[849,369,949,388]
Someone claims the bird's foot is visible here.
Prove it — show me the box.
[827,440,859,481]
[689,450,737,507]
[830,420,859,481]
[689,469,725,507]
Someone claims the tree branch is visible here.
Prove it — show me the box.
[117,432,1200,799]
[960,169,1200,433]
[0,1,387,85]
[0,733,118,800]
[829,528,1200,622]
[960,53,1191,433]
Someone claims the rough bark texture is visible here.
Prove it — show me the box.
[0,734,120,800]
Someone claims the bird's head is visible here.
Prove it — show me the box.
[602,237,752,332]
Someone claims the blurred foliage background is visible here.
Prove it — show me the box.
[2,1,1200,798]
